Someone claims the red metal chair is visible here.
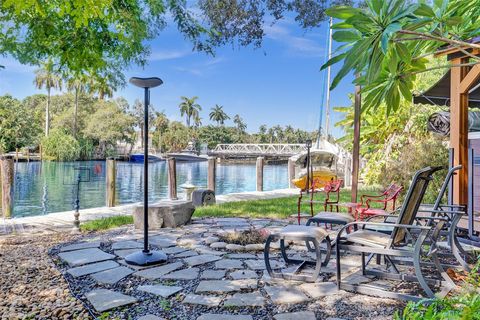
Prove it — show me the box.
[355,184,403,220]
[295,179,343,224]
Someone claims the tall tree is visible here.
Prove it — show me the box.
[233,114,247,134]
[209,104,230,126]
[34,60,62,136]
[66,72,89,138]
[179,96,202,127]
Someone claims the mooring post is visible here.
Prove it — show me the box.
[207,156,216,192]
[0,155,14,218]
[168,157,177,200]
[26,148,30,162]
[15,148,19,162]
[39,144,43,161]
[106,158,116,207]
[256,156,264,192]
[288,158,295,188]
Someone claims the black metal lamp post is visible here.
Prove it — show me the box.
[125,77,167,266]
[305,139,312,193]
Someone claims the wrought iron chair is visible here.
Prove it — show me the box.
[295,179,342,224]
[335,166,455,301]
[355,184,403,220]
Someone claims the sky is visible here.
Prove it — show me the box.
[0,15,354,138]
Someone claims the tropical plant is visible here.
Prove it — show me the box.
[179,96,202,127]
[152,111,170,151]
[131,99,156,148]
[323,0,480,114]
[41,129,80,161]
[233,114,247,134]
[209,104,230,126]
[34,60,62,136]
[395,260,480,320]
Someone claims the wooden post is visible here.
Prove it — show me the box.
[106,158,116,207]
[26,149,30,162]
[351,78,361,204]
[288,158,295,188]
[0,156,14,218]
[207,156,216,192]
[168,157,177,200]
[450,57,473,205]
[15,148,19,162]
[256,157,264,192]
[39,144,43,161]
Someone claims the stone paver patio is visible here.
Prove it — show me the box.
[51,217,403,319]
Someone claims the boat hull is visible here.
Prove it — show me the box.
[130,154,164,163]
[167,153,208,162]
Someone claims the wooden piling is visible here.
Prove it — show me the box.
[0,156,14,218]
[288,158,295,188]
[106,158,116,207]
[256,157,264,192]
[26,148,30,162]
[15,148,19,162]
[168,157,177,200]
[39,144,43,161]
[207,157,216,192]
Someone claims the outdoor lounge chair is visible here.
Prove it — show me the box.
[335,166,456,301]
[365,165,472,271]
[355,184,403,220]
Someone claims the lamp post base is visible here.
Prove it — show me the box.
[125,250,168,266]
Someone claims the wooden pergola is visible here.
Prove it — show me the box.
[435,39,480,206]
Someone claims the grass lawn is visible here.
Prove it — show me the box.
[194,189,374,219]
[80,188,379,231]
[80,215,133,232]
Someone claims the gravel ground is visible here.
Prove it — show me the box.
[1,225,407,320]
[0,233,92,320]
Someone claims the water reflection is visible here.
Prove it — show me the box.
[13,161,288,217]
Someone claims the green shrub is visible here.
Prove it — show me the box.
[41,129,80,161]
[395,261,480,320]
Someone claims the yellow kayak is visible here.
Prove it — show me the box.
[292,170,337,190]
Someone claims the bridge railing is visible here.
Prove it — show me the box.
[210,144,307,156]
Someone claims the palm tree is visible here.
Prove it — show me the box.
[66,72,89,138]
[34,60,62,136]
[233,114,247,133]
[179,96,201,127]
[90,75,114,100]
[209,105,230,126]
[193,114,202,128]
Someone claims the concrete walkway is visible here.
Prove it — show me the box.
[1,188,298,235]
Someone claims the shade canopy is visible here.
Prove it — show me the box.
[413,70,480,108]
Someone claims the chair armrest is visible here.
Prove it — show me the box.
[337,221,432,238]
[418,209,466,216]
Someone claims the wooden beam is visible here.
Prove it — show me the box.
[351,78,361,203]
[460,64,480,93]
[450,57,470,205]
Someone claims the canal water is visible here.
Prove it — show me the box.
[12,161,288,217]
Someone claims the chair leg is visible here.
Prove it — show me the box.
[361,252,366,275]
[336,242,341,289]
[413,232,435,298]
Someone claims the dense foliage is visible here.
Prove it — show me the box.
[323,0,480,113]
[0,93,316,160]
[395,261,480,320]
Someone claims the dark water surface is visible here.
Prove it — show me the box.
[13,161,288,217]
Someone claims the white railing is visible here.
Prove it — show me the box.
[210,144,306,156]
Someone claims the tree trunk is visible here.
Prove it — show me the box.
[45,87,51,136]
[73,88,78,138]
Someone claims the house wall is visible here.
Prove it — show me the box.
[469,138,480,214]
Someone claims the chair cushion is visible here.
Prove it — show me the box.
[343,230,391,247]
[277,225,328,241]
[310,212,355,225]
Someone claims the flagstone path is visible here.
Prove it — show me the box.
[51,217,403,319]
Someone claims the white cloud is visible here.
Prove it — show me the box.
[264,22,325,57]
[148,49,192,61]
[173,66,203,76]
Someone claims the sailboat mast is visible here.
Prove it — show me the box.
[324,16,333,138]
